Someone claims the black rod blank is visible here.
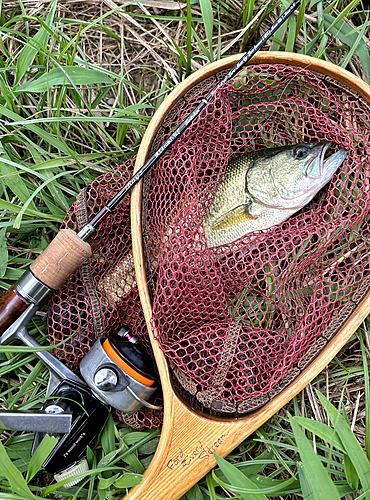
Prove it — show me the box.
[77,0,302,242]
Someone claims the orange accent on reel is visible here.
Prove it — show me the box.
[102,339,155,387]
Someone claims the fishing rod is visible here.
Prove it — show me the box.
[0,0,301,486]
[0,0,301,334]
[78,0,302,242]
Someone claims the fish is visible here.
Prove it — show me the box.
[95,142,347,302]
[204,142,347,248]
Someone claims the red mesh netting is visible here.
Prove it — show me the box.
[48,161,162,429]
[48,63,370,424]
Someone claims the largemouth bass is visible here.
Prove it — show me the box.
[98,142,347,301]
[204,142,347,247]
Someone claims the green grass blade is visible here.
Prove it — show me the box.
[107,434,145,474]
[199,0,214,62]
[27,146,69,211]
[12,170,72,228]
[338,485,358,497]
[0,143,36,208]
[270,0,292,51]
[120,451,144,474]
[323,13,370,79]
[0,495,38,500]
[323,0,360,35]
[97,474,119,491]
[112,473,143,489]
[316,390,370,499]
[0,105,74,156]
[213,468,297,495]
[213,454,269,500]
[185,0,193,77]
[290,415,341,500]
[313,0,328,59]
[0,227,7,277]
[101,414,116,455]
[323,0,338,13]
[26,435,58,483]
[299,31,321,56]
[0,197,63,223]
[344,452,360,491]
[0,440,37,499]
[295,0,308,38]
[205,472,216,500]
[297,462,315,500]
[270,24,288,51]
[15,0,57,85]
[16,66,114,93]
[121,431,153,446]
[293,416,345,452]
[286,11,297,52]
[6,114,148,127]
[7,360,44,409]
[185,484,204,500]
[0,73,16,112]
[215,6,221,61]
[191,26,211,60]
[359,329,370,459]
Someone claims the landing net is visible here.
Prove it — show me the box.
[48,63,370,427]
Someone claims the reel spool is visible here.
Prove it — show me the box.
[80,326,161,413]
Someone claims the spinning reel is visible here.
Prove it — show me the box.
[0,274,160,487]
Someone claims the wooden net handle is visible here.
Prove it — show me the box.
[128,53,370,500]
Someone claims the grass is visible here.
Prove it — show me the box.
[1,0,370,499]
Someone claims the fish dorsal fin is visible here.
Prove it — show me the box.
[211,204,256,231]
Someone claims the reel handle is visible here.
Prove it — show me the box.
[0,229,91,335]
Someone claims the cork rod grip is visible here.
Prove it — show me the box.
[30,229,92,290]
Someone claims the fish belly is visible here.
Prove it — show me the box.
[204,205,298,247]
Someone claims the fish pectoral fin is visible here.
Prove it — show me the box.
[211,205,256,230]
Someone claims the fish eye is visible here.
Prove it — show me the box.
[294,146,309,159]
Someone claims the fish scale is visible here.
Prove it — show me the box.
[204,142,347,248]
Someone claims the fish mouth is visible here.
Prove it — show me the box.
[306,141,347,180]
[320,141,331,177]
[321,145,347,183]
[272,141,347,208]
[305,141,331,179]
